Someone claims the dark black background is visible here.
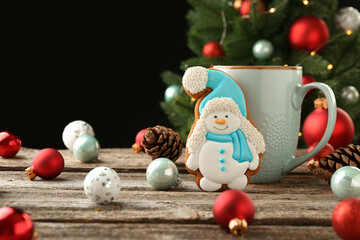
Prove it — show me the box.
[1,1,359,149]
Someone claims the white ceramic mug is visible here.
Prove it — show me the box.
[211,66,337,183]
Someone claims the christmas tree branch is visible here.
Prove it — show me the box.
[329,33,360,78]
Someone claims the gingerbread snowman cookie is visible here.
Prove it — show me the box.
[182,66,266,192]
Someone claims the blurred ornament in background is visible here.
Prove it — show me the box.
[73,135,100,163]
[335,7,360,32]
[252,39,273,60]
[84,167,121,204]
[132,128,147,153]
[0,131,21,158]
[146,157,181,190]
[288,16,329,52]
[165,85,181,102]
[0,207,35,240]
[202,41,224,58]
[62,120,95,151]
[331,166,360,200]
[341,86,359,104]
[302,75,316,97]
[239,0,266,17]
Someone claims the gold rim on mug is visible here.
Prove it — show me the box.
[211,65,302,70]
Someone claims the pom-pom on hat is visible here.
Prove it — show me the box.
[182,66,247,117]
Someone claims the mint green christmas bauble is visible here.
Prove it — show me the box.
[331,166,360,200]
[165,85,181,102]
[252,39,274,60]
[146,158,181,190]
[73,135,100,163]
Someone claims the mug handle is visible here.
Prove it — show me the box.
[282,82,337,174]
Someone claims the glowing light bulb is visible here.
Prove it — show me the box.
[233,0,242,10]
[303,0,309,5]
[327,64,333,70]
[346,30,352,35]
[310,51,316,56]
[269,8,276,13]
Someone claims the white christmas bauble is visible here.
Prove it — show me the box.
[62,120,95,151]
[84,167,121,204]
[335,7,360,32]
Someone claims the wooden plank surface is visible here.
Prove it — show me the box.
[0,148,339,240]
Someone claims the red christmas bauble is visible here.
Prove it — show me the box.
[332,197,360,240]
[288,16,329,52]
[136,129,147,149]
[0,207,34,240]
[306,142,334,162]
[303,99,354,149]
[0,131,21,158]
[213,190,255,232]
[202,42,224,58]
[239,0,266,16]
[132,128,147,153]
[26,148,64,180]
[302,75,316,96]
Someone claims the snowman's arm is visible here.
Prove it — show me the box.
[247,141,259,171]
[186,152,199,171]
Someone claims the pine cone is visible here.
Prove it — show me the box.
[308,144,360,184]
[141,125,184,162]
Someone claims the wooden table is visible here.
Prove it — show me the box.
[0,148,340,239]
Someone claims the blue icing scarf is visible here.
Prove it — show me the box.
[206,129,253,163]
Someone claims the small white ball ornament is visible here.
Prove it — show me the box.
[335,7,360,32]
[62,120,95,151]
[84,167,121,204]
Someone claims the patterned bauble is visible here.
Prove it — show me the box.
[0,131,21,158]
[288,16,329,52]
[146,158,181,190]
[341,86,359,104]
[0,207,34,240]
[84,167,121,204]
[335,7,360,32]
[73,135,100,163]
[25,148,64,180]
[62,120,95,151]
[213,190,255,236]
[252,39,273,60]
[331,166,360,200]
[202,41,224,58]
[165,85,181,102]
[332,197,360,240]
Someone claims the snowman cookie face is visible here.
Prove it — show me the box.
[204,111,240,135]
[182,66,266,192]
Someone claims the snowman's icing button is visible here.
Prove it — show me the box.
[219,157,225,163]
[220,165,226,171]
[219,148,226,154]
